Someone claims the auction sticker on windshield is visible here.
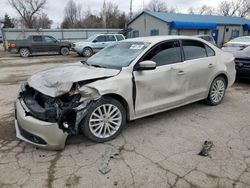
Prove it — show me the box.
[130,44,145,50]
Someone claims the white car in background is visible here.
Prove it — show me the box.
[72,33,125,57]
[222,36,250,77]
[222,36,250,57]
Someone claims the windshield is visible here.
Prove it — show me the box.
[85,35,97,42]
[86,42,150,69]
[231,37,250,43]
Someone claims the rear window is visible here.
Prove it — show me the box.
[116,35,124,41]
[205,45,215,56]
[182,40,207,60]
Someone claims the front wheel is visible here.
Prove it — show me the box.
[82,47,93,57]
[81,97,126,142]
[60,47,69,56]
[206,76,226,106]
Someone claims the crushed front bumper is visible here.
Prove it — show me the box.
[15,98,68,150]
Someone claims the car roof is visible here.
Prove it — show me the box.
[123,35,207,44]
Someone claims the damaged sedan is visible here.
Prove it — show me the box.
[15,36,236,150]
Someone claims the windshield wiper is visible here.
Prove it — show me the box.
[80,60,90,66]
[81,60,106,68]
[90,64,107,68]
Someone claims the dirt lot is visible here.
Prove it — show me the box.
[0,51,250,188]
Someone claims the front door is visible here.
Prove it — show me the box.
[133,40,187,116]
[42,36,60,52]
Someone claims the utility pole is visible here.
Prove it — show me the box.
[129,0,133,20]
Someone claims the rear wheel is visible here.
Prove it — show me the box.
[82,47,93,57]
[60,47,69,56]
[206,76,226,106]
[81,97,126,142]
[19,48,30,57]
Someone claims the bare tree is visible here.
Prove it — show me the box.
[188,5,215,15]
[61,0,82,28]
[8,0,47,28]
[217,0,250,17]
[146,0,168,12]
[34,13,52,28]
[198,5,215,15]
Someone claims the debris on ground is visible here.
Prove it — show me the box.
[98,147,120,174]
[198,140,214,158]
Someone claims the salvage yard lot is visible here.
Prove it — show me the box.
[0,51,250,188]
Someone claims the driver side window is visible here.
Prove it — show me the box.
[142,41,182,66]
[43,36,56,43]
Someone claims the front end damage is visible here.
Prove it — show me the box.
[15,82,101,150]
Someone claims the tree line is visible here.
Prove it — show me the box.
[1,0,250,29]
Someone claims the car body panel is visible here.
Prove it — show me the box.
[15,35,236,150]
[133,63,186,116]
[15,98,68,150]
[27,62,120,97]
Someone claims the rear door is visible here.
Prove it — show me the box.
[31,36,43,52]
[105,35,117,46]
[181,40,216,100]
[133,40,187,116]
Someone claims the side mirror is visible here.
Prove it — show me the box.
[93,39,97,43]
[136,60,156,70]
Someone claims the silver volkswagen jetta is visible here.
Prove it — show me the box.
[15,36,236,150]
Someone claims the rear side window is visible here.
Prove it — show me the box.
[33,36,42,42]
[143,41,182,66]
[182,40,207,60]
[116,35,124,41]
[205,45,215,56]
[106,35,116,42]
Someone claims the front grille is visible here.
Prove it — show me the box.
[18,123,47,145]
[235,58,250,68]
[20,85,58,122]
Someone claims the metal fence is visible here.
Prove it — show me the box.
[1,28,121,42]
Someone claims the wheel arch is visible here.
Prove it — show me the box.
[214,73,228,88]
[102,93,130,121]
[18,47,32,53]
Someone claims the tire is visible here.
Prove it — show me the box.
[206,76,226,106]
[81,97,126,142]
[82,47,93,57]
[60,47,69,56]
[19,48,30,57]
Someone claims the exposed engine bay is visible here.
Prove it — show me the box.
[19,83,96,135]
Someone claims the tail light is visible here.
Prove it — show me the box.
[8,43,16,48]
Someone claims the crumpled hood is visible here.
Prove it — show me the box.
[28,62,120,97]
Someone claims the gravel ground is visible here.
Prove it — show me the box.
[0,51,250,188]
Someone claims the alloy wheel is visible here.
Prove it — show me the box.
[89,104,122,139]
[211,79,225,103]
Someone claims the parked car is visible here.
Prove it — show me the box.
[15,36,235,150]
[8,35,72,57]
[194,35,216,45]
[72,33,125,57]
[222,36,250,77]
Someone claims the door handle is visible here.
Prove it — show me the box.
[177,70,185,75]
[208,64,214,68]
